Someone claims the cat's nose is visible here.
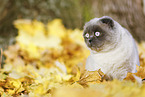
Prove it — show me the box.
[89,39,92,43]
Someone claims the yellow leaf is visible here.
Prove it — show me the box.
[47,19,66,38]
[14,19,46,36]
[19,43,40,59]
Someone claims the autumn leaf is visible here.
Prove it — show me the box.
[1,19,145,97]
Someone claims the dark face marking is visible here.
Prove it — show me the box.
[83,17,118,52]
[83,25,107,50]
[83,25,111,51]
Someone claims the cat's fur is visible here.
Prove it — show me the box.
[83,16,140,80]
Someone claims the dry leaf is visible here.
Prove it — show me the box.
[0,19,145,97]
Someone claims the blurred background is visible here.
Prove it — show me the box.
[0,0,145,50]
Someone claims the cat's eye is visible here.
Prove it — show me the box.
[95,32,101,37]
[85,33,89,38]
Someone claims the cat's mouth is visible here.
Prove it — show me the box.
[91,47,103,52]
[88,44,104,52]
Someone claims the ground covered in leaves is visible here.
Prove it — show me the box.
[0,19,145,97]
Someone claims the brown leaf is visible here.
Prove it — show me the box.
[77,70,105,87]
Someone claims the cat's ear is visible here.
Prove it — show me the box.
[100,16,114,28]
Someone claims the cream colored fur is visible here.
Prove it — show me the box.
[85,18,140,80]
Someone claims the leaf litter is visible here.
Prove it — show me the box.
[0,19,145,97]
